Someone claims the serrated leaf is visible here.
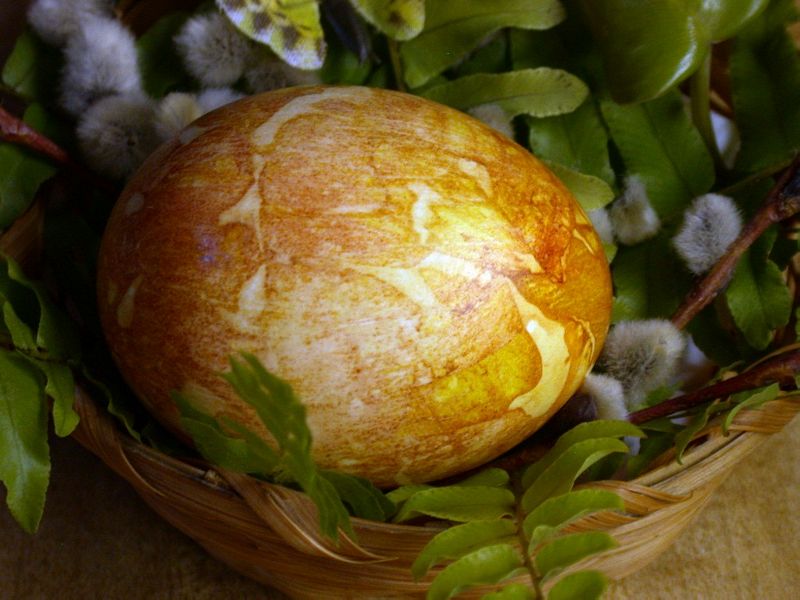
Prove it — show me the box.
[528,100,615,187]
[534,532,616,582]
[547,570,608,600]
[350,0,424,41]
[412,519,518,579]
[455,468,510,488]
[1,29,62,103]
[2,303,36,351]
[522,420,643,490]
[722,382,780,434]
[80,358,142,442]
[137,12,194,98]
[611,234,694,323]
[579,0,709,104]
[730,1,800,172]
[0,348,49,533]
[725,230,792,350]
[600,89,715,221]
[320,469,394,521]
[401,0,564,88]
[394,486,515,523]
[546,163,614,212]
[523,489,623,551]
[421,68,588,119]
[483,583,536,600]
[427,544,524,600]
[521,438,630,513]
[217,0,326,69]
[35,360,78,437]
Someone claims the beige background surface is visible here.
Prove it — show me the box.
[2,2,800,598]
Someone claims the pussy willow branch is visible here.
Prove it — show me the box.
[629,347,800,424]
[0,104,115,194]
[670,154,800,330]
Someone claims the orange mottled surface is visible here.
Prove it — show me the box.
[97,86,612,486]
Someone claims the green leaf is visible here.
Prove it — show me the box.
[0,142,57,232]
[722,383,780,434]
[521,439,629,513]
[523,489,623,551]
[386,483,432,505]
[626,431,676,479]
[34,360,78,438]
[579,0,709,103]
[174,392,276,474]
[600,89,715,221]
[483,584,536,600]
[1,29,62,103]
[725,230,792,350]
[427,544,524,600]
[350,0,424,41]
[217,0,326,69]
[546,163,614,212]
[2,303,36,351]
[673,402,720,463]
[137,12,194,98]
[698,0,770,41]
[522,420,643,490]
[319,469,394,521]
[401,0,564,88]
[80,359,142,442]
[534,532,616,582]
[730,0,800,171]
[611,234,694,322]
[547,570,608,600]
[0,349,49,533]
[421,68,588,118]
[412,519,518,579]
[527,100,615,186]
[394,486,515,523]
[454,468,510,488]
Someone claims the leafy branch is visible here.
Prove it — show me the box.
[391,421,643,599]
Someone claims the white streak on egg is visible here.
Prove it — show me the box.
[329,203,383,214]
[505,282,570,417]
[219,182,264,250]
[117,275,143,329]
[457,158,493,197]
[419,251,482,280]
[352,264,440,309]
[408,182,443,245]
[223,265,267,333]
[125,192,145,216]
[572,227,598,256]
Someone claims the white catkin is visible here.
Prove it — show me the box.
[196,87,246,113]
[588,208,614,246]
[244,50,321,94]
[673,193,743,275]
[174,13,252,87]
[711,111,741,170]
[76,94,161,180]
[27,0,113,47]
[581,373,628,420]
[155,93,204,141]
[609,176,661,245]
[60,16,142,116]
[467,104,514,139]
[600,319,686,406]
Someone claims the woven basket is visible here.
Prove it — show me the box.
[3,1,800,597]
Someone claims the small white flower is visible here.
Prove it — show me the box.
[467,104,514,139]
[244,50,321,94]
[600,319,686,406]
[27,0,113,47]
[673,193,742,275]
[581,373,627,420]
[76,94,161,179]
[196,87,246,113]
[60,16,142,116]
[588,208,614,246]
[174,13,252,87]
[609,176,661,245]
[155,93,203,140]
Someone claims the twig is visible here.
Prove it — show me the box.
[670,154,800,329]
[0,104,116,194]
[629,348,800,424]
[387,39,406,93]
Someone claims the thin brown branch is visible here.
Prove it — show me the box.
[629,348,800,424]
[0,104,117,195]
[671,154,800,329]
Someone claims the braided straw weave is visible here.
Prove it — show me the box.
[1,1,799,596]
